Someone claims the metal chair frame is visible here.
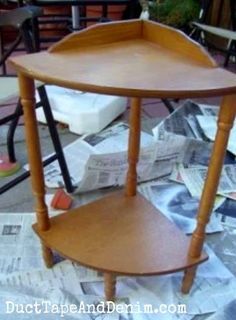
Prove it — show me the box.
[0,5,74,194]
[191,0,236,67]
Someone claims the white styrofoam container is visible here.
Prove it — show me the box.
[36,85,127,135]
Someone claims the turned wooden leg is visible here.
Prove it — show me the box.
[104,273,116,301]
[41,242,54,268]
[125,97,142,196]
[18,73,53,267]
[181,266,197,294]
[182,95,236,292]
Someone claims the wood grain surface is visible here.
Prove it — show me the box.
[13,19,236,298]
[10,20,236,99]
[33,191,208,275]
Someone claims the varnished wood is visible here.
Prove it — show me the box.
[41,242,54,268]
[181,266,197,294]
[142,20,217,68]
[9,20,236,99]
[18,73,53,268]
[104,273,116,301]
[10,20,236,299]
[125,98,141,196]
[188,95,236,260]
[33,191,208,275]
[18,73,50,232]
[49,20,142,52]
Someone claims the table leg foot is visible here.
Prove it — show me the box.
[104,273,116,301]
[42,243,54,268]
[181,266,197,294]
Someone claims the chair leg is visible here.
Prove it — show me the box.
[181,266,197,294]
[104,273,116,301]
[0,31,6,75]
[30,17,41,52]
[37,85,74,193]
[21,21,34,54]
[0,34,22,68]
[224,40,236,67]
[22,16,41,53]
[7,100,22,163]
[162,99,175,113]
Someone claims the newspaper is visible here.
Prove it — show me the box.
[152,101,227,149]
[198,104,219,117]
[0,210,65,276]
[209,223,236,278]
[179,164,236,200]
[169,163,226,210]
[138,181,223,234]
[0,260,103,294]
[152,100,209,141]
[196,115,236,155]
[221,216,236,228]
[0,213,45,274]
[178,138,236,168]
[170,163,185,184]
[77,146,156,193]
[175,246,236,317]
[207,299,236,320]
[42,101,235,193]
[153,101,235,167]
[0,210,235,320]
[78,246,236,319]
[41,122,153,188]
[42,122,185,193]
[178,139,214,167]
[81,122,153,153]
[76,133,190,193]
[30,138,94,188]
[216,196,236,226]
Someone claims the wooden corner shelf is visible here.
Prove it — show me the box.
[10,20,236,99]
[9,19,236,300]
[33,190,207,275]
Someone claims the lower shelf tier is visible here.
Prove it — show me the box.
[33,190,208,275]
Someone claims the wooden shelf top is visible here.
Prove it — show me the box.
[33,191,207,275]
[10,19,236,99]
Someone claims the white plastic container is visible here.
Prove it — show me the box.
[36,85,127,135]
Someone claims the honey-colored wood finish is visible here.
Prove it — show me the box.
[181,95,236,293]
[189,95,236,259]
[18,73,54,268]
[181,266,197,294]
[104,273,116,301]
[10,19,236,300]
[10,20,236,99]
[125,97,141,196]
[33,191,207,275]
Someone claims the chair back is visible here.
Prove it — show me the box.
[0,6,43,74]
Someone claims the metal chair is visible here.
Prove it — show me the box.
[11,0,138,49]
[189,0,212,40]
[0,5,41,73]
[0,5,74,193]
[191,0,236,67]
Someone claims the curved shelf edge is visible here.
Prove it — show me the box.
[33,191,208,276]
[48,19,216,68]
